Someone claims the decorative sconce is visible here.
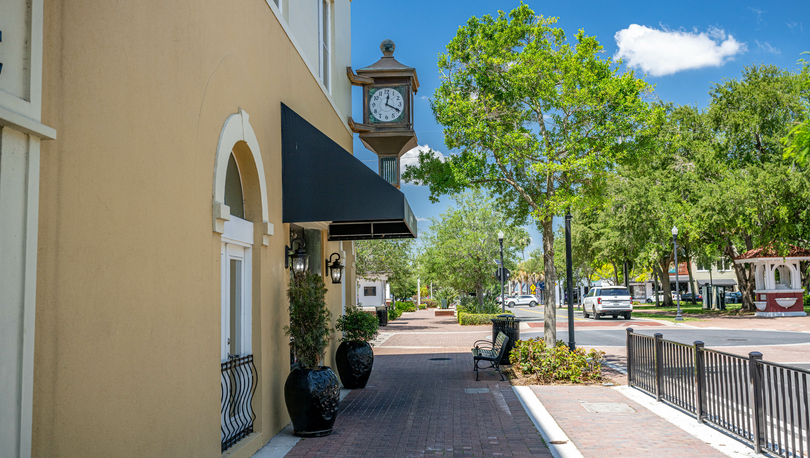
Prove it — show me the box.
[286,237,309,275]
[326,253,344,284]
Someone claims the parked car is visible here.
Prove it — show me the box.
[645,291,670,303]
[583,286,632,319]
[725,291,742,303]
[679,292,703,302]
[505,295,539,308]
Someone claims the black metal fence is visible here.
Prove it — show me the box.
[627,328,810,457]
[221,355,257,452]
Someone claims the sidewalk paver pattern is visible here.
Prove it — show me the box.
[531,385,727,458]
[285,308,807,457]
[286,309,550,457]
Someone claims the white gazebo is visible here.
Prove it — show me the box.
[735,245,810,317]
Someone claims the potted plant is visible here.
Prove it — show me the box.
[334,305,379,389]
[283,271,339,437]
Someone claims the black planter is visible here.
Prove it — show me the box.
[284,366,340,437]
[335,341,374,389]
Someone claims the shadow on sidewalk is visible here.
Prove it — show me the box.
[286,352,551,457]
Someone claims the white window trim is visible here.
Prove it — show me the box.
[318,0,332,93]
[221,217,254,362]
[212,110,272,245]
[262,0,350,135]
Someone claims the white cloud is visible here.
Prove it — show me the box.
[756,40,781,54]
[749,7,767,28]
[416,216,429,222]
[400,144,446,185]
[419,95,430,100]
[614,24,746,77]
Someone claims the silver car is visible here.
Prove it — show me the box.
[583,286,632,319]
[505,294,539,308]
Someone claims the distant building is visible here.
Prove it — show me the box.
[627,261,739,300]
[357,275,391,307]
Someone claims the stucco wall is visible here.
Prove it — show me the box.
[35,0,352,456]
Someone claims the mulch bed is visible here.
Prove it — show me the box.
[502,366,617,387]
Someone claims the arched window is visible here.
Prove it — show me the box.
[774,265,791,289]
[224,154,245,219]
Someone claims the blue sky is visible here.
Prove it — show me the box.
[349,0,808,255]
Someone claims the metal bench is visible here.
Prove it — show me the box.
[471,331,509,381]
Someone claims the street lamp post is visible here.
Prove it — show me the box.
[498,231,505,313]
[565,210,576,351]
[672,226,683,321]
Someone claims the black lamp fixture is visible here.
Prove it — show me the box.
[286,237,309,275]
[326,253,344,284]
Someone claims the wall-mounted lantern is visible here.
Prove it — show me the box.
[326,253,344,284]
[286,237,309,275]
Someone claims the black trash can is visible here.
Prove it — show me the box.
[491,314,520,365]
[376,306,389,327]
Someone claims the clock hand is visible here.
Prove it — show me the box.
[385,102,401,113]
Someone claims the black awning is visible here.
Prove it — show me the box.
[281,104,416,240]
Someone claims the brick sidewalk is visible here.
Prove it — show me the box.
[286,350,551,458]
[531,385,726,458]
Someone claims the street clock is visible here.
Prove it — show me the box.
[348,40,419,189]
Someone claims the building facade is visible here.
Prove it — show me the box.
[1,1,417,457]
[357,275,390,307]
[627,261,739,301]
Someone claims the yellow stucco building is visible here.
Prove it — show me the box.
[0,1,416,456]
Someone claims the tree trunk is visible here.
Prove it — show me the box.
[725,241,756,312]
[685,251,697,305]
[653,268,660,307]
[542,217,557,347]
[611,261,619,285]
[658,255,674,307]
[476,284,485,308]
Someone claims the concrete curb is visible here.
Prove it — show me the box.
[512,386,584,458]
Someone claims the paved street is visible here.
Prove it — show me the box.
[508,304,810,348]
[523,327,810,347]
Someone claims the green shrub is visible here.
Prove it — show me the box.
[336,305,379,344]
[458,295,502,315]
[395,301,417,312]
[510,338,604,383]
[284,271,332,368]
[387,306,403,321]
[457,311,513,326]
[423,299,437,308]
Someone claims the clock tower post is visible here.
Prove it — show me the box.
[348,40,419,188]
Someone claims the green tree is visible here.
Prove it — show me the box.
[420,190,527,306]
[700,64,810,311]
[782,52,810,166]
[403,4,657,345]
[355,239,415,301]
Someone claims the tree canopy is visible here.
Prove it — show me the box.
[355,239,415,301]
[419,190,527,305]
[403,4,658,344]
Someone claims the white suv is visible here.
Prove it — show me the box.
[583,287,632,319]
[505,294,539,308]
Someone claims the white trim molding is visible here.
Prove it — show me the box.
[212,109,272,245]
[262,0,350,135]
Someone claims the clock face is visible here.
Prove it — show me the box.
[369,87,405,123]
